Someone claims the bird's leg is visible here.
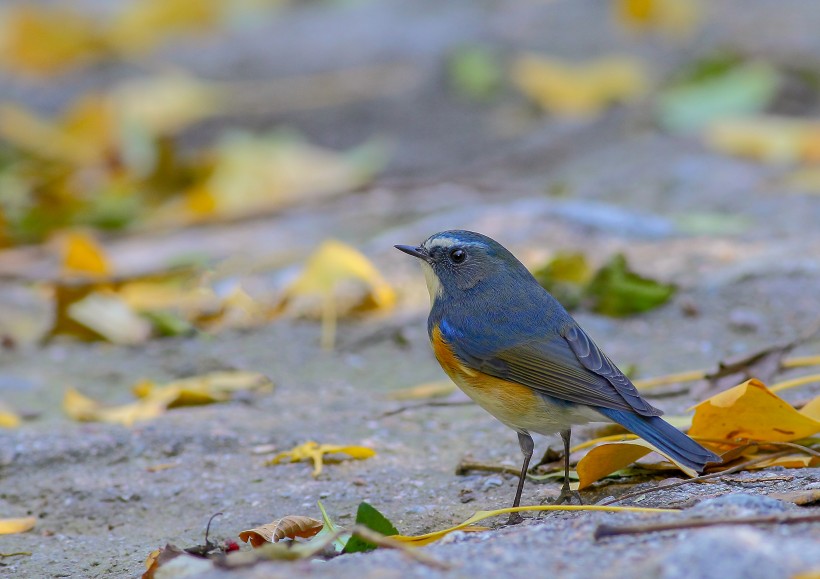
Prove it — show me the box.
[554,428,582,505]
[506,431,534,526]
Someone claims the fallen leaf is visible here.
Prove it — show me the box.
[688,379,820,443]
[532,251,593,310]
[0,401,21,428]
[576,438,698,490]
[316,500,350,553]
[141,544,212,579]
[239,516,324,547]
[387,381,456,401]
[277,240,396,349]
[614,0,702,38]
[64,371,272,426]
[585,253,676,316]
[704,115,820,165]
[265,441,376,478]
[60,231,112,278]
[0,516,36,535]
[748,454,819,469]
[343,502,399,554]
[658,61,779,133]
[67,291,152,345]
[448,45,502,101]
[800,395,820,421]
[0,5,105,75]
[512,54,648,118]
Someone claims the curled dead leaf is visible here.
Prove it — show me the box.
[239,516,324,547]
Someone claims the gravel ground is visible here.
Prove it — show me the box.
[2,0,820,577]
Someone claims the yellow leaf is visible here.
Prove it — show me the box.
[278,240,396,349]
[511,54,647,118]
[614,0,702,39]
[266,441,376,478]
[689,379,820,442]
[111,74,221,135]
[800,395,820,421]
[63,372,272,426]
[391,505,673,546]
[748,454,819,469]
[107,0,223,56]
[0,401,21,428]
[61,232,112,277]
[0,6,104,74]
[387,381,457,401]
[704,116,820,165]
[239,516,324,547]
[0,516,36,535]
[576,438,698,490]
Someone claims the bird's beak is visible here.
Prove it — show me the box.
[394,244,429,261]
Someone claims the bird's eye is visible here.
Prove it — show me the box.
[449,248,466,264]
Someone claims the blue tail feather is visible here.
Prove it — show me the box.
[596,407,720,472]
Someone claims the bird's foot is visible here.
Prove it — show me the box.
[553,486,583,505]
[505,512,525,526]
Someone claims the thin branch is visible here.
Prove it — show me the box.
[380,400,473,418]
[595,512,820,540]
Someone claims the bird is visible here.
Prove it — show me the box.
[395,230,720,524]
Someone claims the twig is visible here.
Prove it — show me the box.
[455,459,521,477]
[0,552,32,558]
[380,400,474,418]
[594,512,820,540]
[600,450,795,506]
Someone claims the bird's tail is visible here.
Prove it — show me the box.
[596,407,721,472]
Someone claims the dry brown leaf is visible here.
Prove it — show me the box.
[266,441,376,477]
[239,516,324,547]
[0,516,36,535]
[511,54,648,118]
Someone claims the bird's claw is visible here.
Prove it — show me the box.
[554,486,582,505]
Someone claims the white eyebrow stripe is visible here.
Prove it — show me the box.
[424,237,484,251]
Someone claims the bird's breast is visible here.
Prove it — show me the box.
[430,324,575,433]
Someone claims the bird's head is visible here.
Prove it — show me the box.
[395,230,531,304]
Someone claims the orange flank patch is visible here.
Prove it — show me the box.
[430,325,539,427]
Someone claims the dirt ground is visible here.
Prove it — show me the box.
[2,1,820,577]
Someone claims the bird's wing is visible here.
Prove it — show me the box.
[454,322,662,416]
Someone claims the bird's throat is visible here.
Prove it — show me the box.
[420,261,443,305]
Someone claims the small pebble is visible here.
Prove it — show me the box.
[481,477,504,491]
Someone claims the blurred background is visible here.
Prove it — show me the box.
[2,3,820,575]
[0,0,819,356]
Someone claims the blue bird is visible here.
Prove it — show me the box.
[396,230,720,523]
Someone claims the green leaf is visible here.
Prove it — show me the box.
[343,502,399,554]
[658,61,779,133]
[315,501,350,554]
[448,46,502,101]
[585,254,675,317]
